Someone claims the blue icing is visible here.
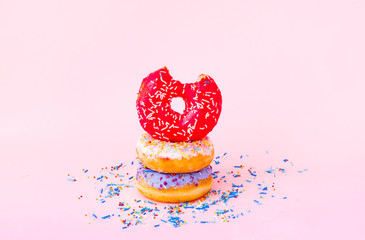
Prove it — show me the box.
[136,164,212,190]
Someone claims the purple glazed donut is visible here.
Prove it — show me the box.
[135,164,213,203]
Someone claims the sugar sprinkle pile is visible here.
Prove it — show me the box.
[67,153,307,229]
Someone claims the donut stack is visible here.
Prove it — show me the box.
[135,67,222,203]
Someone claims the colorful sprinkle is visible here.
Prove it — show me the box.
[68,153,307,229]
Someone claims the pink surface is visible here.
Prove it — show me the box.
[1,0,364,239]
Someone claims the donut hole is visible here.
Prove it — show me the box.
[170,97,186,114]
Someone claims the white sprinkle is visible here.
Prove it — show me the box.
[160,73,167,84]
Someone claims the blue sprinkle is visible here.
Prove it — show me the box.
[262,187,268,191]
[240,155,243,158]
[232,183,244,188]
[216,209,229,216]
[129,176,133,180]
[246,180,251,182]
[161,219,167,223]
[183,205,194,209]
[204,81,210,83]
[254,200,263,205]
[131,161,134,165]
[93,214,97,218]
[84,170,88,173]
[102,215,111,219]
[248,169,257,177]
[119,207,130,211]
[259,192,267,194]
[167,216,185,228]
[154,224,160,227]
[201,221,208,223]
[223,152,227,156]
[283,159,288,162]
[283,197,287,199]
[196,203,209,210]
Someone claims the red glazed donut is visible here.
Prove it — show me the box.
[136,67,222,142]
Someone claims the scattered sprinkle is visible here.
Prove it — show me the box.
[67,153,307,229]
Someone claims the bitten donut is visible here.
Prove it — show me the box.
[135,164,213,203]
[136,67,222,142]
[136,133,214,173]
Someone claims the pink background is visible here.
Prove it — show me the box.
[1,0,364,239]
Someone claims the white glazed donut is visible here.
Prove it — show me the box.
[136,133,214,173]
